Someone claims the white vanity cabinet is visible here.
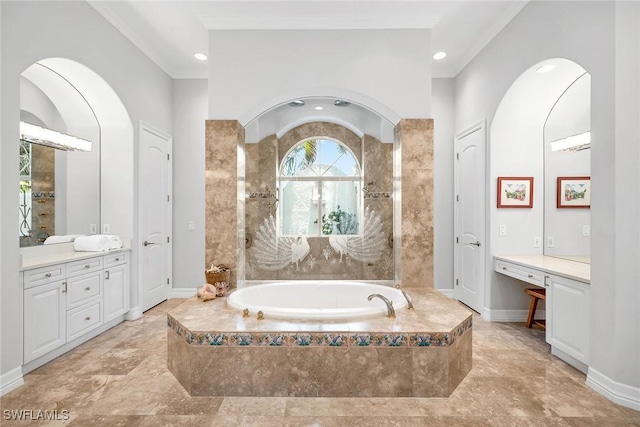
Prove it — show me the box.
[546,273,590,368]
[23,267,67,362]
[22,250,130,367]
[103,252,129,323]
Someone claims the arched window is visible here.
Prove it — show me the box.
[279,138,361,236]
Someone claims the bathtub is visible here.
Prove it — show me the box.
[227,281,407,320]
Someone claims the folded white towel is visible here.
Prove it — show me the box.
[44,234,86,245]
[74,235,111,252]
[107,235,123,250]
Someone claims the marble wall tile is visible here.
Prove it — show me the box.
[448,328,473,394]
[412,346,450,397]
[398,119,434,288]
[205,120,242,286]
[397,119,434,171]
[190,347,290,396]
[167,327,193,394]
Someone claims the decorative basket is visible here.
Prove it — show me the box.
[205,264,230,285]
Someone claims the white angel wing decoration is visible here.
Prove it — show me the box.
[253,215,309,271]
[329,206,386,263]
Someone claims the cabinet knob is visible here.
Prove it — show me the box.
[85,316,91,321]
[85,287,91,291]
[45,272,52,277]
[502,266,507,270]
[527,274,534,278]
[85,264,91,269]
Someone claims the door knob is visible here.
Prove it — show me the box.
[470,241,481,247]
[143,241,156,247]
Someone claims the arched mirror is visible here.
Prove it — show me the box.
[543,67,591,262]
[19,62,100,247]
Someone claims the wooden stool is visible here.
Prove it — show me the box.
[524,288,546,329]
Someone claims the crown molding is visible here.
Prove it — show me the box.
[201,16,439,30]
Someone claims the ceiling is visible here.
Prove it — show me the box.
[87,0,530,80]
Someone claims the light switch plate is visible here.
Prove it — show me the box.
[547,236,555,247]
[533,236,541,247]
[103,224,110,234]
[499,225,507,236]
[582,225,590,236]
[90,224,97,234]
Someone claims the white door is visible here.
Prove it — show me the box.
[454,120,486,313]
[139,122,172,312]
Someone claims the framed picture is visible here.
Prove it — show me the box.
[497,177,534,208]
[557,176,590,208]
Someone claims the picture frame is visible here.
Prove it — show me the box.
[557,176,590,208]
[497,177,534,208]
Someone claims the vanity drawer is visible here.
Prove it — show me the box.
[495,260,544,287]
[67,272,102,308]
[104,252,127,268]
[23,264,66,289]
[67,300,102,342]
[67,257,103,278]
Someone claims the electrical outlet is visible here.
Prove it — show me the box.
[533,236,541,247]
[90,224,97,234]
[103,224,110,234]
[582,225,590,236]
[547,236,555,247]
[188,221,195,231]
[499,225,507,236]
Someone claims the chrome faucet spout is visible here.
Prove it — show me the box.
[367,294,396,318]
[395,284,414,310]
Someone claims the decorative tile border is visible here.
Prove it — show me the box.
[246,192,277,199]
[167,314,472,348]
[363,192,392,199]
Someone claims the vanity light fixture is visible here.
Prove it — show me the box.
[194,53,207,61]
[433,51,447,60]
[550,131,590,152]
[536,64,556,73]
[20,121,92,152]
[314,106,324,111]
[334,99,351,107]
[288,100,305,107]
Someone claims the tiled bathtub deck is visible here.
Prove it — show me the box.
[167,288,473,397]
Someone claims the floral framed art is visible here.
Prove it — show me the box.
[497,177,534,208]
[557,176,590,208]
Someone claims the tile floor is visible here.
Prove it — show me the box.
[1,298,639,426]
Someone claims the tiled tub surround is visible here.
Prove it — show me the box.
[167,288,472,397]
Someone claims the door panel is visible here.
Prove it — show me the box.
[139,123,172,312]
[454,121,486,313]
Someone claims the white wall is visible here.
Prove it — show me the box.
[172,79,207,290]
[455,0,639,399]
[208,29,431,120]
[1,1,172,382]
[432,78,455,292]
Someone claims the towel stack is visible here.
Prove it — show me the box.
[43,234,86,245]
[74,234,123,252]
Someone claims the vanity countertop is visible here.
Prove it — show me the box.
[20,241,131,271]
[494,254,590,284]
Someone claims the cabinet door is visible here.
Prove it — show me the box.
[24,280,66,363]
[104,263,130,323]
[547,274,590,364]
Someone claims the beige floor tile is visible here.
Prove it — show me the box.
[2,299,638,427]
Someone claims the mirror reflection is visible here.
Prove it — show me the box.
[19,63,100,247]
[543,68,591,263]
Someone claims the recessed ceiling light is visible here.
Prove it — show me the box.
[334,100,351,107]
[433,51,447,60]
[288,100,305,107]
[314,106,323,111]
[536,64,555,73]
[194,53,207,61]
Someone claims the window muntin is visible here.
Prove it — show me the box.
[279,138,361,237]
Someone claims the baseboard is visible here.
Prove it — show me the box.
[482,308,546,322]
[587,367,640,411]
[551,346,588,374]
[436,288,454,299]
[125,306,143,321]
[170,287,197,299]
[0,366,24,396]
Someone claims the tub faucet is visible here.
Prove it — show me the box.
[368,294,396,318]
[395,284,415,310]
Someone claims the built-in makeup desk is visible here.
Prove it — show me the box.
[494,255,590,373]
